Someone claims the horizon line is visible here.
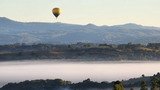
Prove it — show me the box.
[0,16,160,28]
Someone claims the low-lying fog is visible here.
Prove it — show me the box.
[0,60,160,87]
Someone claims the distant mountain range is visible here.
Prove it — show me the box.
[0,17,160,45]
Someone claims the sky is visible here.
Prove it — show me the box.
[0,0,160,26]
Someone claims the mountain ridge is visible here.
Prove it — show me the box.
[0,17,160,45]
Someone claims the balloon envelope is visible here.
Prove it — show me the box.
[52,8,60,18]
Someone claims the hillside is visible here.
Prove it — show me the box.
[0,43,160,61]
[1,73,160,90]
[0,17,160,45]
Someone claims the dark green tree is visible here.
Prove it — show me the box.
[151,75,160,90]
[113,81,124,90]
[140,80,148,90]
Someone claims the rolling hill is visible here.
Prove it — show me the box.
[0,17,160,45]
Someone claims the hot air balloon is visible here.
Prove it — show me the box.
[52,8,60,18]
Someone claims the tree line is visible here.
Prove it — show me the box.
[1,73,160,90]
[0,42,160,60]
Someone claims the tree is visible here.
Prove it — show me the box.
[140,80,148,90]
[151,80,159,90]
[142,74,145,77]
[113,81,124,90]
[151,75,160,90]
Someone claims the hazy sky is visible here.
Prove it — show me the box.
[0,0,160,26]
